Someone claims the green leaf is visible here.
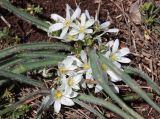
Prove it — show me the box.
[0,42,70,59]
[0,69,44,88]
[88,49,143,119]
[36,95,53,119]
[124,66,160,96]
[12,57,63,74]
[0,79,7,86]
[77,93,135,119]
[99,54,160,113]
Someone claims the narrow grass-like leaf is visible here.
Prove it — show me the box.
[36,96,53,119]
[88,49,143,119]
[124,66,160,95]
[16,52,66,59]
[0,90,49,116]
[0,79,7,86]
[121,93,153,102]
[0,0,49,31]
[99,54,160,112]
[0,70,44,88]
[0,57,22,69]
[0,42,70,59]
[73,99,106,119]
[77,93,135,119]
[12,57,63,73]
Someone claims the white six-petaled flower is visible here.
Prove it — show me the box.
[58,56,79,76]
[49,4,81,39]
[61,73,83,92]
[104,39,131,68]
[52,87,77,113]
[75,50,95,88]
[69,13,95,40]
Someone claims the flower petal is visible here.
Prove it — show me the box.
[60,27,69,38]
[69,29,79,35]
[106,40,114,48]
[71,6,81,20]
[104,51,111,58]
[73,85,80,90]
[85,29,93,34]
[87,83,94,88]
[107,28,119,33]
[113,61,121,68]
[86,69,93,79]
[107,70,121,82]
[85,10,91,19]
[118,48,130,56]
[85,19,95,28]
[74,74,83,83]
[112,39,119,53]
[49,23,64,32]
[80,13,86,26]
[100,21,111,29]
[51,14,64,22]
[78,33,85,40]
[80,50,87,63]
[109,82,119,93]
[54,101,61,113]
[66,4,71,19]
[81,81,87,88]
[117,57,131,63]
[61,97,74,106]
[95,84,103,93]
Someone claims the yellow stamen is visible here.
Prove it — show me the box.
[83,64,90,70]
[54,90,63,99]
[59,66,66,74]
[68,78,74,87]
[101,63,107,71]
[79,25,85,33]
[65,19,71,27]
[111,53,118,61]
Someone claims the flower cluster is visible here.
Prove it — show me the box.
[44,4,131,113]
[48,4,119,42]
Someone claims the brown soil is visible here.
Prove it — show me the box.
[0,0,160,119]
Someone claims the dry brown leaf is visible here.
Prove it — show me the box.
[129,0,142,25]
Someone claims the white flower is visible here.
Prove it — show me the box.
[61,73,83,92]
[41,87,78,113]
[98,21,119,33]
[48,4,81,39]
[104,39,131,68]
[85,10,94,20]
[51,87,77,113]
[58,56,79,76]
[75,50,94,88]
[69,13,95,40]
